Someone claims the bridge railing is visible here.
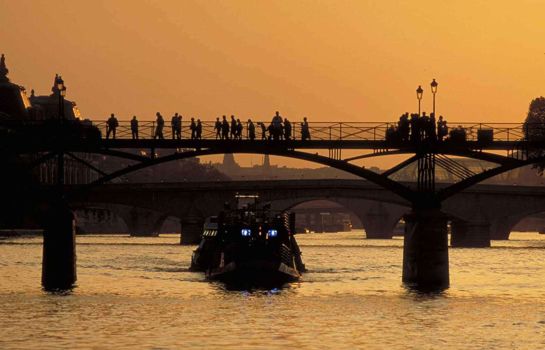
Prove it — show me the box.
[91,120,403,141]
[1,119,539,143]
[450,123,527,143]
[90,120,533,142]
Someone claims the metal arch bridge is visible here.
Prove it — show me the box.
[3,119,545,205]
[6,118,545,290]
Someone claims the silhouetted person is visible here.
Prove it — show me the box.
[398,113,410,142]
[248,119,256,140]
[429,112,437,141]
[259,122,267,140]
[176,114,182,140]
[106,113,119,139]
[190,117,197,140]
[437,115,448,141]
[221,115,229,140]
[130,115,139,139]
[410,113,420,143]
[196,119,202,139]
[267,123,274,140]
[230,115,237,139]
[284,118,292,140]
[419,112,429,141]
[171,113,178,139]
[236,119,243,140]
[171,113,182,140]
[386,124,397,142]
[214,117,221,139]
[301,117,310,141]
[271,111,283,141]
[154,112,164,139]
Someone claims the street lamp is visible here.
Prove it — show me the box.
[430,78,438,117]
[57,75,66,121]
[416,85,423,116]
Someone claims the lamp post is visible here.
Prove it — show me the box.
[416,85,423,116]
[55,75,67,189]
[430,79,438,117]
[57,75,66,121]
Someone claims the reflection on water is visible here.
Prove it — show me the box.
[2,232,545,349]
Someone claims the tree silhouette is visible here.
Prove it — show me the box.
[524,97,545,173]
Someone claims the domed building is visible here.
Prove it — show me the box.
[0,54,97,184]
[29,74,81,121]
[0,54,32,119]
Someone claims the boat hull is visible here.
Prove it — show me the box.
[208,260,300,287]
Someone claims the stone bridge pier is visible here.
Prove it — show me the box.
[180,216,205,244]
[178,200,224,244]
[450,219,491,247]
[117,207,167,237]
[489,216,522,240]
[354,202,406,239]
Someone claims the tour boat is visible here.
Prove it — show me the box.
[190,195,305,287]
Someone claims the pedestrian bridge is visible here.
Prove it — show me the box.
[5,118,545,290]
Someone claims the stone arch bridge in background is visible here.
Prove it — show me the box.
[69,179,545,246]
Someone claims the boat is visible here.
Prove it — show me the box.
[190,194,306,287]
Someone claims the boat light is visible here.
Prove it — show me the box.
[268,229,278,237]
[241,229,251,237]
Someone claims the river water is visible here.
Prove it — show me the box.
[1,231,545,349]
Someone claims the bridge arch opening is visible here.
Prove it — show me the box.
[72,203,174,237]
[158,216,181,235]
[288,199,361,234]
[279,198,408,239]
[508,211,545,240]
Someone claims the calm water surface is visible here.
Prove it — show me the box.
[1,231,545,349]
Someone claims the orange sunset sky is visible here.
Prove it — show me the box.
[1,0,544,167]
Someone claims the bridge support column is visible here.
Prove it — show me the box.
[402,208,449,290]
[180,217,204,245]
[451,220,491,248]
[489,217,517,240]
[124,208,164,237]
[358,203,397,239]
[42,204,77,290]
[361,214,395,239]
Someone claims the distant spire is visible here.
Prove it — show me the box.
[0,54,10,83]
[263,154,271,168]
[222,153,239,169]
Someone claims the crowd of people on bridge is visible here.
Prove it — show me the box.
[105,111,312,141]
[105,110,459,144]
[387,112,454,143]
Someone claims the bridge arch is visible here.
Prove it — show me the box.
[493,209,545,240]
[81,147,415,203]
[268,196,407,239]
[71,202,172,236]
